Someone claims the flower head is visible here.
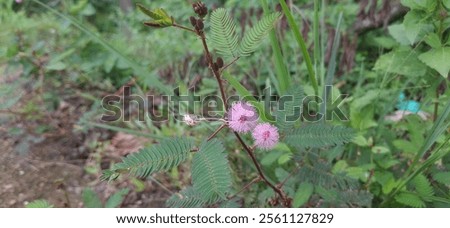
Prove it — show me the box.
[252,123,279,150]
[182,114,198,126]
[227,101,259,133]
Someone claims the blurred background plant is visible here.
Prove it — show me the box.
[0,0,449,208]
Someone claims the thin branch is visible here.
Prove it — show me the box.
[207,123,227,141]
[227,177,261,200]
[234,132,290,206]
[148,176,175,195]
[220,56,240,72]
[198,32,228,109]
[277,165,300,189]
[172,23,197,33]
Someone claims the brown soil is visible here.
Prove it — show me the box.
[0,68,173,208]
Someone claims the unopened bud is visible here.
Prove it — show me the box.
[212,63,219,72]
[189,16,197,27]
[196,19,204,30]
[216,57,224,68]
[192,2,208,18]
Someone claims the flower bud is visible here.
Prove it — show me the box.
[189,16,197,27]
[196,19,204,30]
[216,57,224,68]
[212,62,219,72]
[192,2,208,18]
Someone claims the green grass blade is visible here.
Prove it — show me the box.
[319,13,343,120]
[320,0,327,86]
[31,0,171,94]
[407,99,450,173]
[260,0,290,95]
[313,0,321,84]
[279,0,318,97]
[385,136,450,205]
[382,100,450,206]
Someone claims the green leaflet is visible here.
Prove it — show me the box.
[25,199,54,208]
[239,12,281,56]
[412,174,434,198]
[395,192,425,208]
[209,8,280,58]
[275,86,305,132]
[82,188,103,208]
[433,172,450,185]
[166,187,206,208]
[102,137,194,180]
[105,188,130,208]
[293,182,314,207]
[210,8,239,58]
[192,139,232,203]
[285,124,355,149]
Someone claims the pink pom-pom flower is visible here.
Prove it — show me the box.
[227,101,259,133]
[252,123,279,150]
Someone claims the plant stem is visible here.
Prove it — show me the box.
[193,23,290,207]
[234,132,290,206]
[277,165,300,188]
[221,57,240,72]
[198,32,228,108]
[172,23,197,33]
[227,177,261,200]
[207,124,227,141]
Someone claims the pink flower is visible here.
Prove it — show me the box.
[16,0,22,3]
[252,123,279,150]
[227,101,259,133]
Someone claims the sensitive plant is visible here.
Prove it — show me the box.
[101,2,357,208]
[6,0,449,208]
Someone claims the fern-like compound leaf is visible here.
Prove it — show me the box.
[285,124,355,149]
[412,174,434,198]
[166,187,206,208]
[239,12,281,56]
[275,86,305,132]
[26,199,54,208]
[395,192,425,208]
[192,139,232,203]
[106,137,194,179]
[210,8,239,58]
